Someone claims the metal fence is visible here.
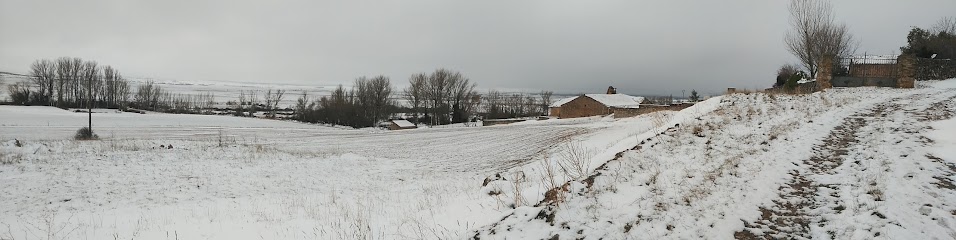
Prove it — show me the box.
[836,55,898,78]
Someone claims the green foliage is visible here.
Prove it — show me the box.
[785,74,802,91]
[688,90,700,102]
[775,64,800,88]
[901,27,956,59]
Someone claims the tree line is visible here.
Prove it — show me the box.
[292,69,555,128]
[481,89,553,120]
[7,57,223,114]
[9,57,131,108]
[293,76,395,128]
[9,60,556,128]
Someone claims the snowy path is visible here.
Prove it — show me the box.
[737,90,956,239]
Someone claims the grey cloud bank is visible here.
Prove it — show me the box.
[2,0,954,96]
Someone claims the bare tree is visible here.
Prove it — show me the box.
[934,16,956,35]
[246,90,259,117]
[293,91,312,121]
[135,80,163,110]
[483,89,504,119]
[784,0,857,78]
[30,59,56,104]
[54,57,74,105]
[425,69,453,125]
[101,65,130,108]
[538,91,553,115]
[524,95,538,116]
[236,90,247,116]
[264,89,285,118]
[366,76,392,124]
[404,73,427,124]
[449,75,477,123]
[271,89,285,118]
[69,58,83,105]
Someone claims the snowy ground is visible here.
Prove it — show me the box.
[2,80,955,240]
[0,101,687,239]
[474,80,956,239]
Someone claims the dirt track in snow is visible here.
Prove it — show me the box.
[736,91,956,239]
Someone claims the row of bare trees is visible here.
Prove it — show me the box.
[9,57,132,108]
[403,69,481,125]
[7,57,222,114]
[228,89,286,117]
[293,76,395,128]
[293,69,546,128]
[481,90,553,119]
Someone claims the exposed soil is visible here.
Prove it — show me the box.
[735,102,890,239]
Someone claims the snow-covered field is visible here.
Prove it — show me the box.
[2,80,955,239]
[0,99,691,239]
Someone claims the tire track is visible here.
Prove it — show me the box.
[735,98,899,239]
[735,91,955,239]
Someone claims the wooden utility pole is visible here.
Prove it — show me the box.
[88,75,92,132]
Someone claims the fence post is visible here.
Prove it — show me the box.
[817,55,834,89]
[897,54,915,88]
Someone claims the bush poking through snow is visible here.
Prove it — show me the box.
[557,141,595,180]
[74,127,99,140]
[0,151,22,165]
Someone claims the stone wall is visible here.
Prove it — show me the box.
[817,56,833,89]
[819,55,918,89]
[898,55,916,88]
[612,103,693,118]
[916,58,956,80]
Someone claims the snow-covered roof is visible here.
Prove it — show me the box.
[549,96,577,108]
[391,119,416,128]
[549,94,646,109]
[585,94,645,108]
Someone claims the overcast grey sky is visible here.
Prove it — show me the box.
[1,0,954,95]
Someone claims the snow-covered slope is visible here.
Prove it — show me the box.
[473,81,956,239]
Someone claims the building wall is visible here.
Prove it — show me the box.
[555,96,610,118]
[549,107,561,117]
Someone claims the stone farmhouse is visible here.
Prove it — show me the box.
[549,87,652,119]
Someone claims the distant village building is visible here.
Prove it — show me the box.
[548,86,649,119]
[387,119,417,130]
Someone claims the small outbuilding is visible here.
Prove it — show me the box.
[387,119,417,130]
[549,87,649,119]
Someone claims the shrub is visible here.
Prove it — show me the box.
[775,64,800,88]
[7,82,32,105]
[74,127,99,140]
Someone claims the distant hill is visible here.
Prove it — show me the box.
[0,71,30,77]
